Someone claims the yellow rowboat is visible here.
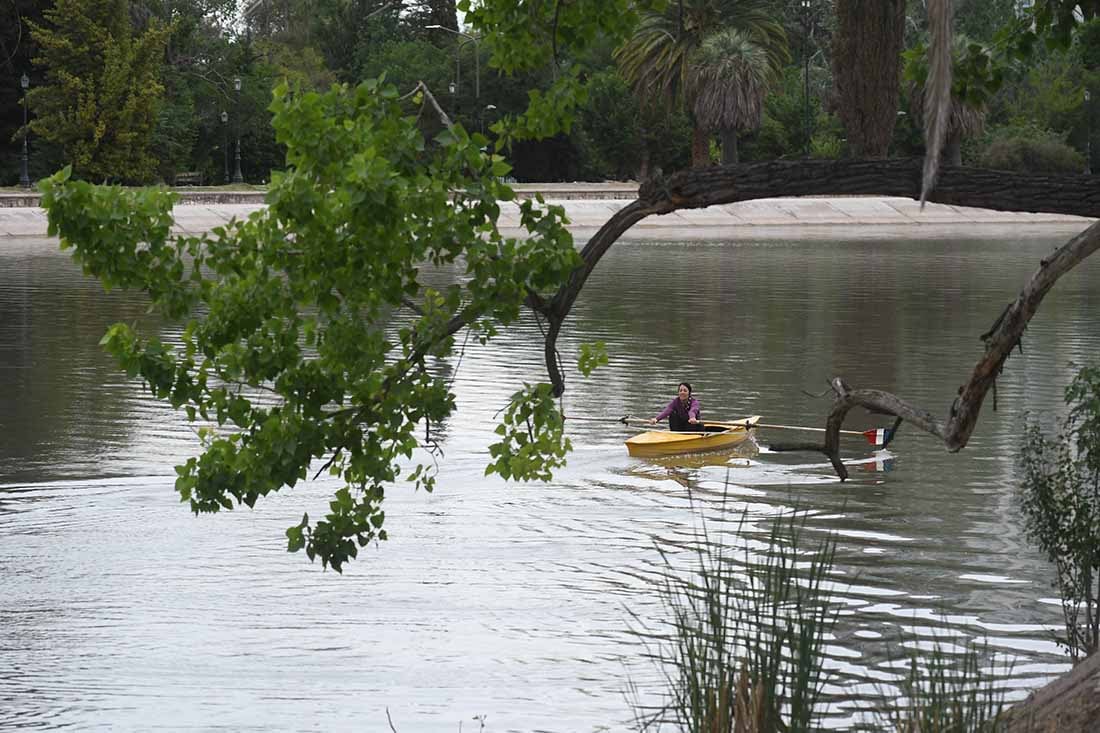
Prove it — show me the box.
[625,416,760,458]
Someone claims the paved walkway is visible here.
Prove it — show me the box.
[1,185,1093,240]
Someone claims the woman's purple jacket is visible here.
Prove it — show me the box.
[655,397,700,422]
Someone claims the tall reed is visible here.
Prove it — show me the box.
[630,495,838,732]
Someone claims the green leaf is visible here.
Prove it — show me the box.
[577,341,609,377]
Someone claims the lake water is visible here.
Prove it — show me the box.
[2,228,1098,731]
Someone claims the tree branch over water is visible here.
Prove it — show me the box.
[541,158,1100,479]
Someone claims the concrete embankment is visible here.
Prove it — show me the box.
[1,183,1093,240]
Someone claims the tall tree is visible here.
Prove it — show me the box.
[832,0,907,158]
[689,28,772,165]
[28,0,170,182]
[615,0,788,167]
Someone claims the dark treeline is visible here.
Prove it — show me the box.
[2,0,1099,185]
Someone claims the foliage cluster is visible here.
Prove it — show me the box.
[41,76,583,570]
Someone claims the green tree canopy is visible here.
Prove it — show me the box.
[41,78,581,571]
[28,0,170,182]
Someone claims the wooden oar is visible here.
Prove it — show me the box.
[613,415,895,447]
[708,419,895,447]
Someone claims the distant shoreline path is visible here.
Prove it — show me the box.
[1,183,1092,240]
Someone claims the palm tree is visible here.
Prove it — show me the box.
[690,29,771,165]
[615,0,789,167]
[910,86,986,167]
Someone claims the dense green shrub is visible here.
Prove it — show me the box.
[810,130,843,159]
[571,70,692,181]
[975,122,1085,174]
[740,65,825,161]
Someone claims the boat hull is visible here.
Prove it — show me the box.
[625,420,757,458]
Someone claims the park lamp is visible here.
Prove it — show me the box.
[20,73,31,189]
[427,24,480,100]
[232,77,244,183]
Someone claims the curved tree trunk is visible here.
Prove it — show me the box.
[637,149,651,181]
[720,128,738,165]
[691,123,710,167]
[833,0,906,158]
[530,158,1100,479]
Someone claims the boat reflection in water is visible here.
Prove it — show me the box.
[638,437,761,470]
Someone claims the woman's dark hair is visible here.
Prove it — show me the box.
[679,382,692,395]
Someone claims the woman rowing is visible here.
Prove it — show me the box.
[650,382,704,432]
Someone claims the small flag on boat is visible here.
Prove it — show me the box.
[862,427,895,447]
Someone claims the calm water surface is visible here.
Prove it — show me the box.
[2,230,1098,731]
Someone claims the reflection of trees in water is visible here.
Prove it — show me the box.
[0,248,161,482]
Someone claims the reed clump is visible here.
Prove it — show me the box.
[630,495,1010,732]
[629,500,836,732]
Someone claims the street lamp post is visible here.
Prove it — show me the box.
[427,25,479,119]
[232,77,244,183]
[1087,89,1092,175]
[800,0,813,157]
[220,111,230,183]
[19,73,31,189]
